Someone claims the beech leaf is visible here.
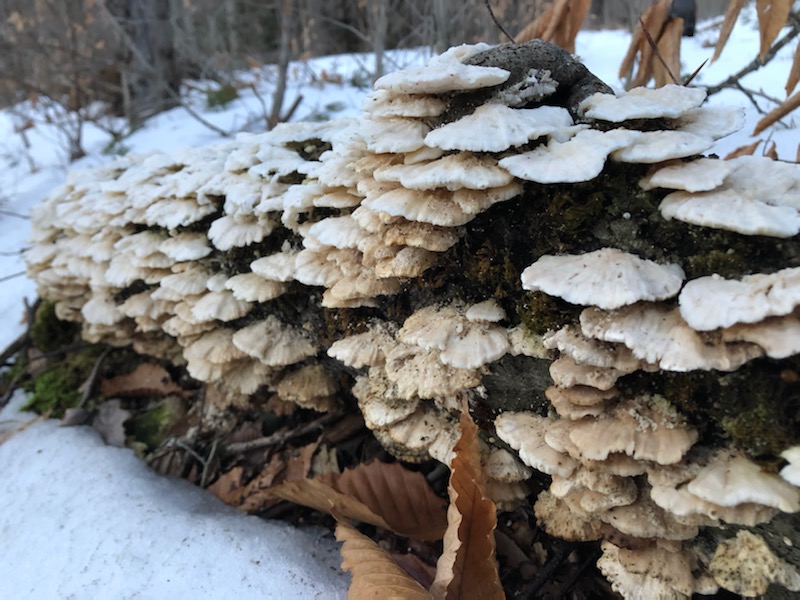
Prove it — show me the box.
[786,42,800,95]
[753,90,800,135]
[336,522,432,599]
[430,411,503,600]
[100,363,187,398]
[326,461,448,541]
[724,139,762,159]
[756,0,793,62]
[271,461,447,540]
[713,0,747,62]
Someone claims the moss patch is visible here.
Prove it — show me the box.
[30,300,80,352]
[22,346,103,416]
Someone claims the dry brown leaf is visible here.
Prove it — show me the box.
[754,90,800,135]
[787,42,800,95]
[713,0,747,62]
[653,17,684,87]
[725,139,762,159]
[618,0,673,88]
[272,461,447,540]
[270,477,394,528]
[757,0,793,62]
[335,522,433,599]
[238,454,287,511]
[515,0,590,53]
[327,461,448,541]
[100,363,188,398]
[430,411,503,600]
[208,465,246,505]
[765,140,780,160]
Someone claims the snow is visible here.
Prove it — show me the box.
[0,10,797,597]
[0,392,350,599]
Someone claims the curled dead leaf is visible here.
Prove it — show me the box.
[754,90,800,135]
[713,0,747,62]
[336,522,433,599]
[756,0,793,62]
[100,363,188,399]
[271,461,447,541]
[430,411,503,600]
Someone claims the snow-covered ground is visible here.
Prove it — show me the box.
[0,10,797,597]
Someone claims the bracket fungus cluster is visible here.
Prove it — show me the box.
[25,40,800,597]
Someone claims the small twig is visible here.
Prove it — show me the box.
[0,209,29,219]
[683,58,708,86]
[639,17,679,85]
[77,347,113,408]
[485,0,516,43]
[706,24,800,96]
[224,411,340,454]
[0,249,28,256]
[0,271,26,283]
[0,332,28,367]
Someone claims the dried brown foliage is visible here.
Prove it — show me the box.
[100,363,188,398]
[515,0,591,53]
[724,139,762,159]
[271,460,447,541]
[618,0,675,88]
[756,0,794,61]
[430,411,503,600]
[712,0,748,62]
[336,522,433,599]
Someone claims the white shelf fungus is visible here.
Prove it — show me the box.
[521,248,685,310]
[580,84,707,121]
[424,104,576,153]
[679,268,800,331]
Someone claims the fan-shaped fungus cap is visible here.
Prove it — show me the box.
[544,325,641,371]
[398,303,509,369]
[780,446,800,487]
[232,315,317,366]
[364,89,447,118]
[568,396,698,465]
[275,364,339,412]
[373,50,509,94]
[639,158,733,192]
[190,290,252,322]
[500,129,639,183]
[709,531,800,596]
[521,248,685,310]
[679,268,800,331]
[580,84,707,121]
[494,411,579,477]
[327,322,397,369]
[351,368,419,429]
[580,305,763,372]
[686,451,800,512]
[384,344,482,400]
[373,153,514,191]
[465,299,506,323]
[425,104,576,153]
[721,314,800,359]
[597,541,698,599]
[224,273,287,303]
[549,355,625,391]
[207,214,275,251]
[659,189,800,237]
[158,232,213,261]
[613,130,714,163]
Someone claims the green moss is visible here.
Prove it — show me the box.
[30,300,80,352]
[125,395,187,450]
[22,346,104,416]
